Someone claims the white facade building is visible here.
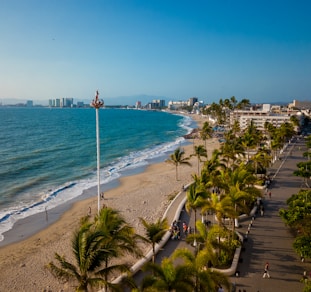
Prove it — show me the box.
[230,104,293,131]
[238,113,291,131]
[167,100,189,110]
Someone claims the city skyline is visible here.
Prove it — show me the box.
[1,1,310,104]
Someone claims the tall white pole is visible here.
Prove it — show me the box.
[96,107,101,214]
[91,90,104,215]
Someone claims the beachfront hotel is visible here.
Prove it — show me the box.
[229,102,308,132]
[167,97,203,110]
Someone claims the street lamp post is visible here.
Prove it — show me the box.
[91,90,104,214]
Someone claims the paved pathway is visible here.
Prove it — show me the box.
[230,137,311,292]
[132,136,311,291]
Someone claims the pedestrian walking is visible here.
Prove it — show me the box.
[45,206,48,222]
[263,262,270,278]
[268,191,271,199]
[260,206,264,216]
[301,271,308,283]
[182,221,188,237]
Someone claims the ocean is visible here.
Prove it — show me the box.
[0,107,195,241]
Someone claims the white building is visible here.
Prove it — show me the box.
[167,100,188,110]
[230,104,293,131]
[167,97,202,110]
[238,113,291,131]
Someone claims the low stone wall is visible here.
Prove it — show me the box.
[212,231,244,276]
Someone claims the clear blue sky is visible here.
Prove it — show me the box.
[1,0,310,104]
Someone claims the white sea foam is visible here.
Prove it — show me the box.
[0,133,189,241]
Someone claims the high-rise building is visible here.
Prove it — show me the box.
[150,99,165,108]
[189,97,198,106]
[26,100,33,107]
[135,101,142,109]
[61,98,74,107]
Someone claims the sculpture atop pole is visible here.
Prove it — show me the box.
[91,90,104,214]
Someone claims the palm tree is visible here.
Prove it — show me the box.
[200,121,213,149]
[185,221,218,267]
[206,224,237,267]
[47,207,142,292]
[263,121,275,149]
[185,181,208,234]
[191,144,207,174]
[141,257,193,292]
[223,98,233,110]
[166,147,191,181]
[231,120,241,137]
[209,101,228,125]
[241,131,256,162]
[93,208,143,291]
[220,162,258,190]
[202,193,233,228]
[252,148,272,177]
[172,248,230,292]
[218,164,261,231]
[226,184,251,234]
[230,96,238,109]
[270,135,283,161]
[236,98,251,110]
[47,223,106,292]
[201,149,224,190]
[220,137,245,168]
[139,217,169,263]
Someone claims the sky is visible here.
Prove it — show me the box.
[0,0,311,105]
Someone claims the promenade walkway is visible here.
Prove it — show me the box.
[230,137,311,292]
[130,136,310,292]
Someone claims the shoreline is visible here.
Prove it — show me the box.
[0,111,197,247]
[0,113,215,291]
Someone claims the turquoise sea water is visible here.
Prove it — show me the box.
[0,107,194,240]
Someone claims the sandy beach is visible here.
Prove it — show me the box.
[0,113,218,291]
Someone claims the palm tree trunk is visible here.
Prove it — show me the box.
[233,204,237,237]
[197,157,200,174]
[194,209,197,234]
[104,259,108,292]
[152,244,156,263]
[247,147,249,162]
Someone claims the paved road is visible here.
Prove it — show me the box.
[132,136,311,292]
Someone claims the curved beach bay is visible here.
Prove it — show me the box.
[0,110,218,291]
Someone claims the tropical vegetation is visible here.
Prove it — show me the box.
[47,97,307,291]
[166,147,192,181]
[47,207,143,292]
[279,189,311,260]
